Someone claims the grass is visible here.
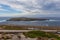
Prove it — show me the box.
[23,31,60,40]
[0,25,28,30]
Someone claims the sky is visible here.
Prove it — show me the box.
[0,0,60,17]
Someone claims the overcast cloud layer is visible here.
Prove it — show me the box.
[0,0,60,17]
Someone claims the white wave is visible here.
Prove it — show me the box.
[49,20,60,21]
[30,21,38,22]
[0,20,6,22]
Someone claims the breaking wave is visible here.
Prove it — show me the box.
[0,20,6,22]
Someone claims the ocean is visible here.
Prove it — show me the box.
[0,17,60,26]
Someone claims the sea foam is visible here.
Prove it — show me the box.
[0,20,6,22]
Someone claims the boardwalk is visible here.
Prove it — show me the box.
[0,30,59,33]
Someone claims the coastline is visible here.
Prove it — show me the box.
[0,25,60,30]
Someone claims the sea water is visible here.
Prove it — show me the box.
[0,17,60,26]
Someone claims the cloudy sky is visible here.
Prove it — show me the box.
[0,0,60,17]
